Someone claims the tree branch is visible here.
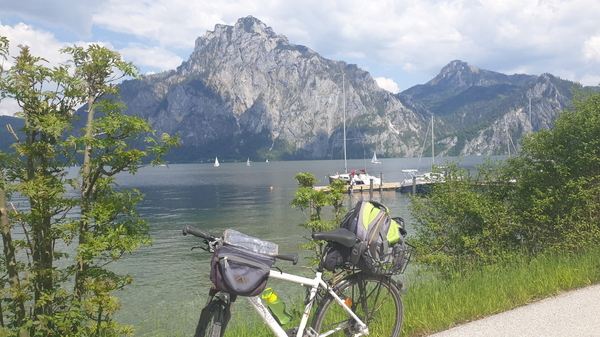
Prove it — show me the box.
[6,124,20,143]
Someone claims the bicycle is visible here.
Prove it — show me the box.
[182,225,407,337]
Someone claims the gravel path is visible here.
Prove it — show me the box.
[427,283,600,337]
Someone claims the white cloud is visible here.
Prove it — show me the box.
[0,22,71,67]
[375,77,400,94]
[3,0,600,90]
[0,99,20,116]
[583,36,600,62]
[119,44,184,72]
[92,1,229,50]
[578,74,600,87]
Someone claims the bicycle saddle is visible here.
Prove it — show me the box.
[312,228,357,248]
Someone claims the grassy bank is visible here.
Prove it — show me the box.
[402,249,600,336]
[145,249,600,336]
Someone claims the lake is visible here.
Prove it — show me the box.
[107,156,495,335]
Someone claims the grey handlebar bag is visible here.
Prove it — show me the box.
[210,244,276,296]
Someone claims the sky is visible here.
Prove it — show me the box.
[1,0,600,116]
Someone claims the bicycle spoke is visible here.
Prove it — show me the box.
[311,274,403,337]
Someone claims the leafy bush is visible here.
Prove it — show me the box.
[412,85,600,275]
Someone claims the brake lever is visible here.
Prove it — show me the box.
[191,245,214,252]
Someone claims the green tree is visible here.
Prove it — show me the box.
[0,37,30,335]
[412,85,600,275]
[0,36,7,59]
[0,40,177,336]
[0,45,83,334]
[61,44,145,303]
[504,85,600,254]
[327,178,348,224]
[290,173,347,265]
[411,161,518,275]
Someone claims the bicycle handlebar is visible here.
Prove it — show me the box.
[182,225,216,240]
[276,253,299,265]
[183,225,299,264]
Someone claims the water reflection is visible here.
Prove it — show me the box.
[108,157,496,335]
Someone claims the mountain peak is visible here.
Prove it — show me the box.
[194,16,280,51]
[235,16,269,33]
[427,60,489,87]
[441,60,481,76]
[425,60,538,89]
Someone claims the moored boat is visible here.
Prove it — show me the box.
[329,169,381,186]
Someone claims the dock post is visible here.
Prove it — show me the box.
[379,173,383,192]
[370,178,374,200]
[412,176,417,195]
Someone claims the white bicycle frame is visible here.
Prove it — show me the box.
[245,269,368,337]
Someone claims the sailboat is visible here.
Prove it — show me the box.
[371,152,381,164]
[246,158,251,166]
[214,157,220,167]
[328,73,381,186]
[399,116,444,193]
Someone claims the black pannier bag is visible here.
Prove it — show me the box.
[322,201,412,275]
[210,244,275,296]
[322,243,353,272]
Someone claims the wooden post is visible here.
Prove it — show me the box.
[369,178,374,200]
[412,176,417,195]
[379,173,383,192]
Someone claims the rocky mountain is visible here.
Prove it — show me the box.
[116,16,578,162]
[0,17,582,163]
[119,16,423,162]
[399,60,574,156]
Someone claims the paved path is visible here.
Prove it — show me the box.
[427,283,600,337]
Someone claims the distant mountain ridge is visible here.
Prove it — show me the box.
[399,60,574,156]
[4,16,580,162]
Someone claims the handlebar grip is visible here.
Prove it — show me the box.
[182,225,216,240]
[276,253,299,265]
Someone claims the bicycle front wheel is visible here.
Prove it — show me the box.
[311,273,404,336]
[195,300,228,337]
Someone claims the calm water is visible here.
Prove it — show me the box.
[108,156,494,335]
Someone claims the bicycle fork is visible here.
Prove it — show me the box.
[196,287,235,337]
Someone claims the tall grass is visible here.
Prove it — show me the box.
[144,249,600,336]
[402,249,600,336]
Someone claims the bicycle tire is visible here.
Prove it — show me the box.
[194,300,229,337]
[311,273,404,336]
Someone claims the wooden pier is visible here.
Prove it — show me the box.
[313,182,402,193]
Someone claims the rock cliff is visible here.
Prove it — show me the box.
[117,17,579,162]
[400,61,574,157]
[119,16,424,161]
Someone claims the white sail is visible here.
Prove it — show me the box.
[247,158,251,166]
[214,157,220,167]
[371,152,381,164]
